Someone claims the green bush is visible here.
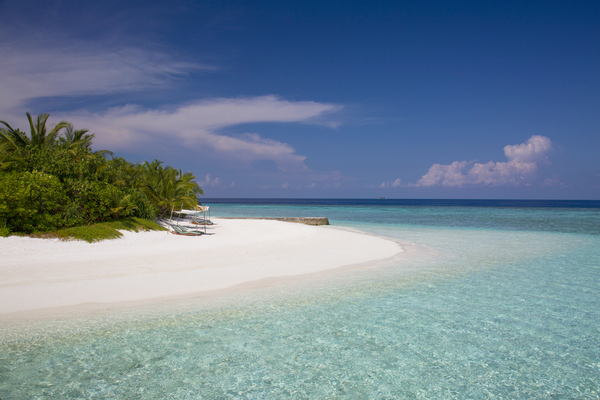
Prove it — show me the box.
[14,145,92,182]
[128,189,158,219]
[50,218,166,242]
[55,224,123,243]
[1,112,203,236]
[103,217,167,232]
[0,171,69,232]
[63,179,120,223]
[0,225,10,237]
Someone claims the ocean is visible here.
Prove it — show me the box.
[1,199,599,399]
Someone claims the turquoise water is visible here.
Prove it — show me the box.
[1,202,599,399]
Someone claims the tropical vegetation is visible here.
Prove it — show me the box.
[0,112,203,239]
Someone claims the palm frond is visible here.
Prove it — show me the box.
[0,122,29,149]
[25,112,69,147]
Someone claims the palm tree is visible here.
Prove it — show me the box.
[57,124,113,161]
[140,160,203,219]
[59,125,94,150]
[26,112,70,147]
[0,125,28,153]
[0,140,21,170]
[1,113,78,171]
[0,112,69,150]
[110,194,137,219]
[0,127,26,170]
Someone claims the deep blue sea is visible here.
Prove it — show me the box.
[1,199,599,399]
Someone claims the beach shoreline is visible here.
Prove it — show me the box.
[0,218,402,320]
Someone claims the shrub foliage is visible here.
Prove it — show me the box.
[0,113,203,235]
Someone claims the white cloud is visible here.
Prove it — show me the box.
[504,135,552,163]
[60,96,340,172]
[0,42,208,116]
[380,178,402,188]
[413,135,553,187]
[200,174,221,187]
[0,34,343,179]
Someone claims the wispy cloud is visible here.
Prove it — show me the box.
[379,178,402,188]
[413,135,553,187]
[0,38,343,174]
[62,96,342,172]
[199,174,222,187]
[0,7,344,182]
[0,42,209,115]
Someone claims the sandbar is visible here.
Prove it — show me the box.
[0,218,402,317]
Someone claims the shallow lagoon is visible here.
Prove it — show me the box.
[1,201,599,399]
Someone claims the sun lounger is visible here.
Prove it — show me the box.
[191,217,214,225]
[170,225,203,236]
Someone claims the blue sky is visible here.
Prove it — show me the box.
[1,0,599,199]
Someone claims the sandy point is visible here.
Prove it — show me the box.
[0,218,402,317]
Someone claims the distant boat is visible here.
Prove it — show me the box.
[377,197,386,199]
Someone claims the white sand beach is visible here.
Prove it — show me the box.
[0,218,402,316]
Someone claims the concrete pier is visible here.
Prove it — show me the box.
[218,217,329,226]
